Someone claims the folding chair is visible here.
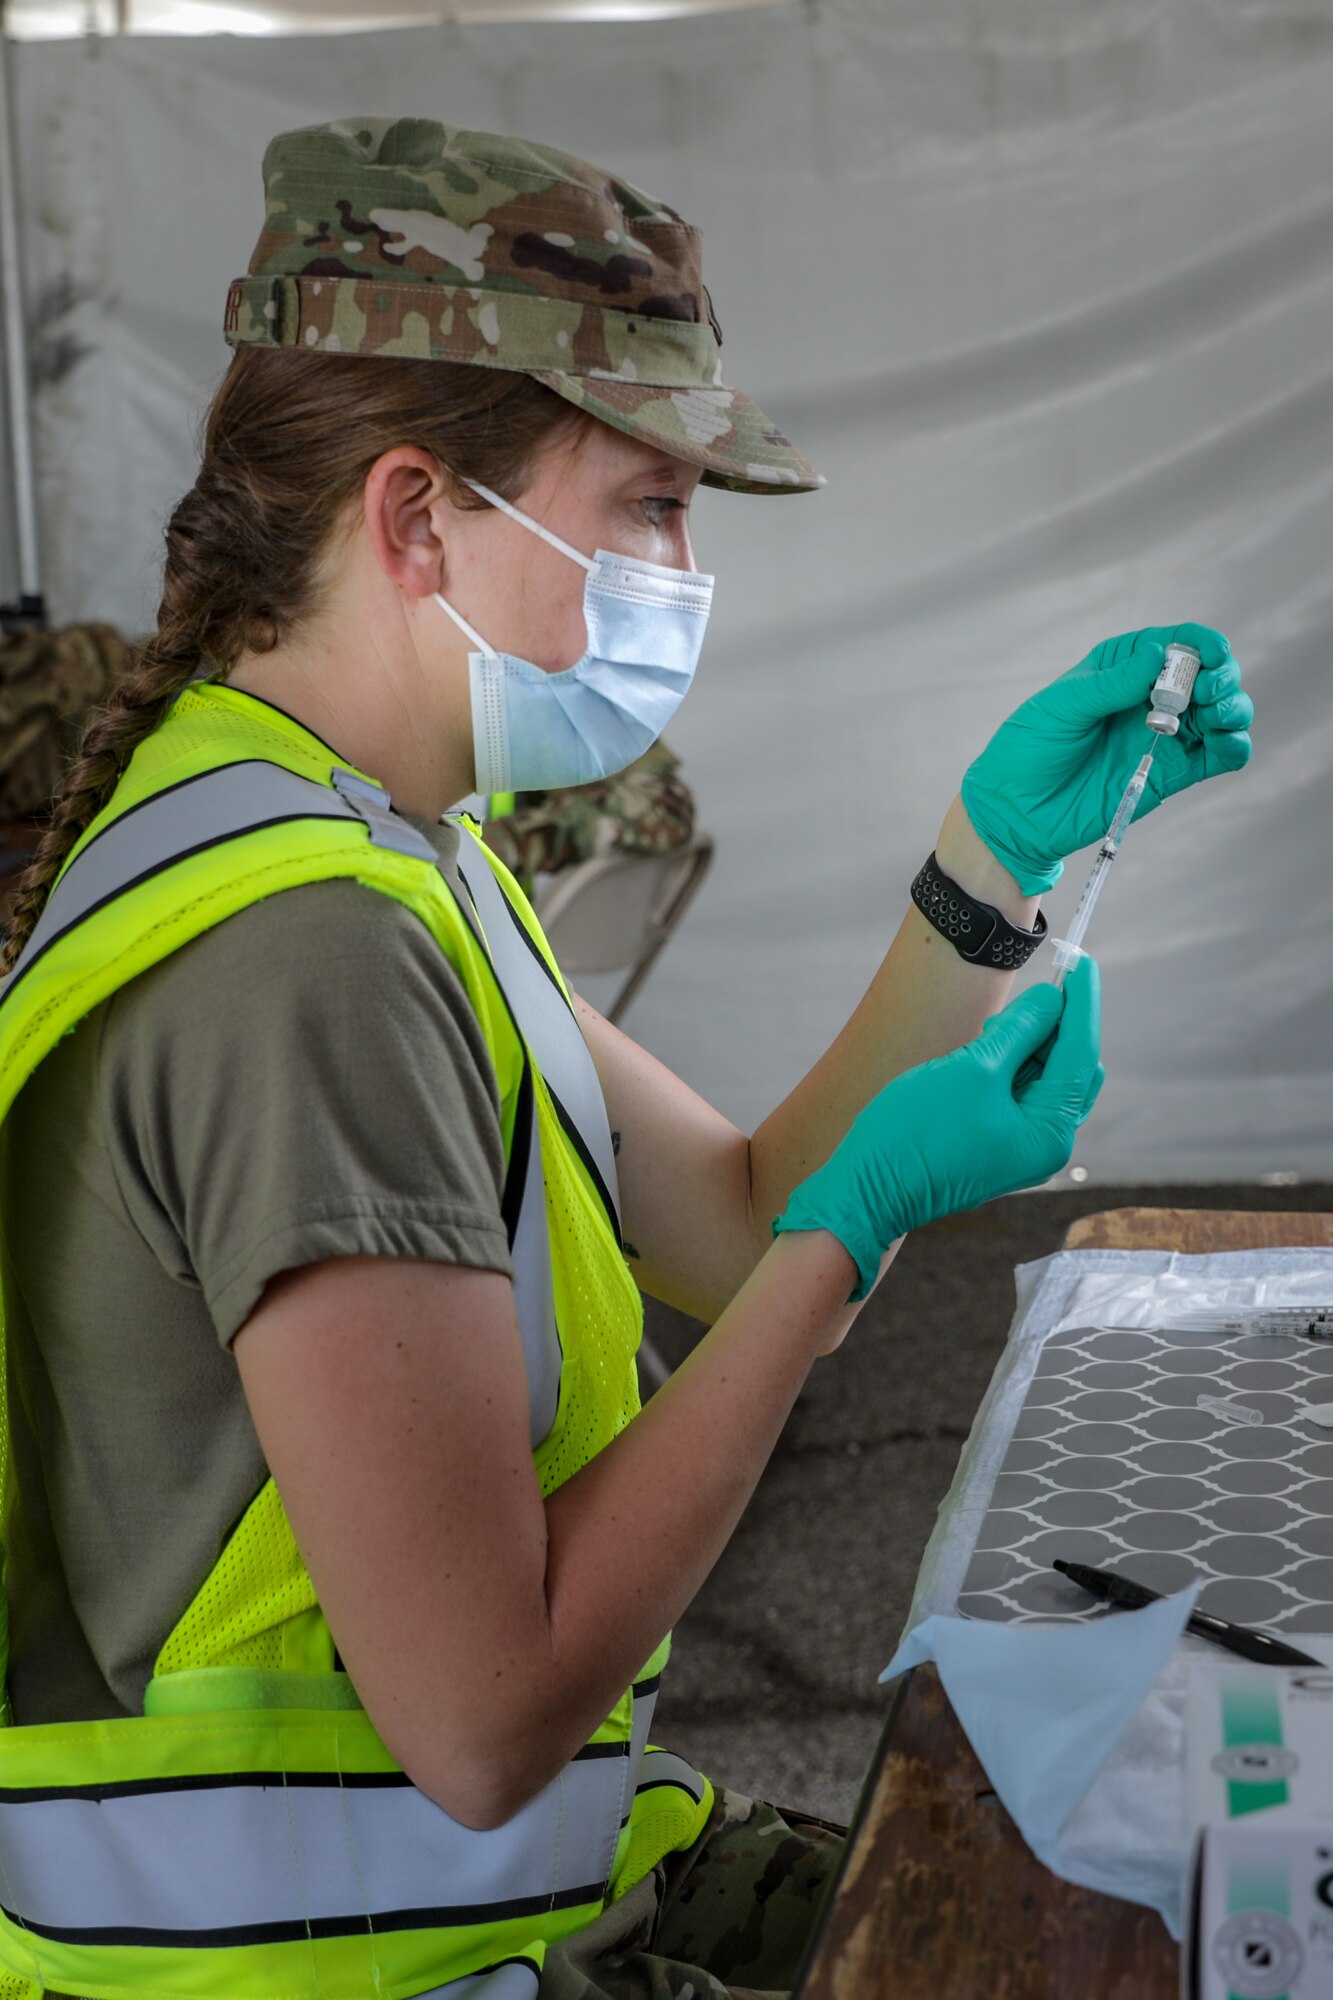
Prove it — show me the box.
[536,834,714,1389]
[534,833,713,1029]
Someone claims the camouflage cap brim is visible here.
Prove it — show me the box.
[528,371,824,496]
[224,272,822,495]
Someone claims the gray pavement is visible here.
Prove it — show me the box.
[644,1182,1333,1825]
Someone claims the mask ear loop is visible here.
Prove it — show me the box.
[433,479,599,660]
[464,479,599,575]
[433,589,497,658]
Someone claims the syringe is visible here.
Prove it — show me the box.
[1156,1308,1333,1342]
[1048,639,1202,987]
[1051,753,1155,988]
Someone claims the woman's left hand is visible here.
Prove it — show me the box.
[960,622,1254,896]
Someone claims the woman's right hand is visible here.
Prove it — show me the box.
[772,956,1103,1299]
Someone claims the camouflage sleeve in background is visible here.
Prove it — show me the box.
[482,740,695,899]
[0,623,130,820]
[0,622,133,925]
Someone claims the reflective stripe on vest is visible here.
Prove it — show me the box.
[0,761,429,1005]
[452,838,620,1239]
[0,758,586,1452]
[0,1681,679,1947]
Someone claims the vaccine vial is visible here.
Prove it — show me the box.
[1147,641,1202,735]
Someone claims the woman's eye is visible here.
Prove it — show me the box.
[640,495,684,526]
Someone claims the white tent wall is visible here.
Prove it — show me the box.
[5,0,1332,1179]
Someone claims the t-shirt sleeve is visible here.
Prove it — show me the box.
[100,878,513,1348]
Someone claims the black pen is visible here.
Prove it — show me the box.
[1052,1558,1323,1668]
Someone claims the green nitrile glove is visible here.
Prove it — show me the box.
[773,957,1103,1300]
[960,622,1254,895]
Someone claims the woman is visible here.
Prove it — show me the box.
[0,121,1250,2000]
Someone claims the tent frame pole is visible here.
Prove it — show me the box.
[0,11,45,630]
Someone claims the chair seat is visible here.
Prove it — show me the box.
[535,835,713,1027]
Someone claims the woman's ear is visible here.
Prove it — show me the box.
[363,448,453,599]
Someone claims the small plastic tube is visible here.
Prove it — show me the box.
[1159,1308,1333,1341]
[1146,641,1202,736]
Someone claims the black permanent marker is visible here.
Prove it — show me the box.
[1052,1558,1322,1668]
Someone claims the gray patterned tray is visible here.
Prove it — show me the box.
[958,1322,1333,1630]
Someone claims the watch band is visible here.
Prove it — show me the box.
[910,852,1048,969]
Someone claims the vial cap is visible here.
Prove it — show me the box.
[1147,709,1180,735]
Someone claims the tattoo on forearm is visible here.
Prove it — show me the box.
[624,1241,641,1260]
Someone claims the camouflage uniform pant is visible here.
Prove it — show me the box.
[539,1788,847,2000]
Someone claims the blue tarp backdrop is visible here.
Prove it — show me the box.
[2,0,1330,1177]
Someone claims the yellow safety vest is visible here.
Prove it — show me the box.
[0,683,711,2000]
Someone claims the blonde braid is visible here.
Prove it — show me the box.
[0,478,241,971]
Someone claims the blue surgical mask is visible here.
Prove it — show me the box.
[433,479,714,796]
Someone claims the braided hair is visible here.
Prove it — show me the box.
[1,347,584,972]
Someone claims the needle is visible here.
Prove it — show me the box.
[1051,754,1154,989]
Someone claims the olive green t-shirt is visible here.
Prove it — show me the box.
[0,813,514,1727]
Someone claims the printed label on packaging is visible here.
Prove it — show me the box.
[1185,1657,1333,1999]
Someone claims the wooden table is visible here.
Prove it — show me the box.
[794,1208,1333,2000]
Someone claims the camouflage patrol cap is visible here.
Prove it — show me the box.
[224,118,823,497]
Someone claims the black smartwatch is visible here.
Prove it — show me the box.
[910,852,1047,970]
